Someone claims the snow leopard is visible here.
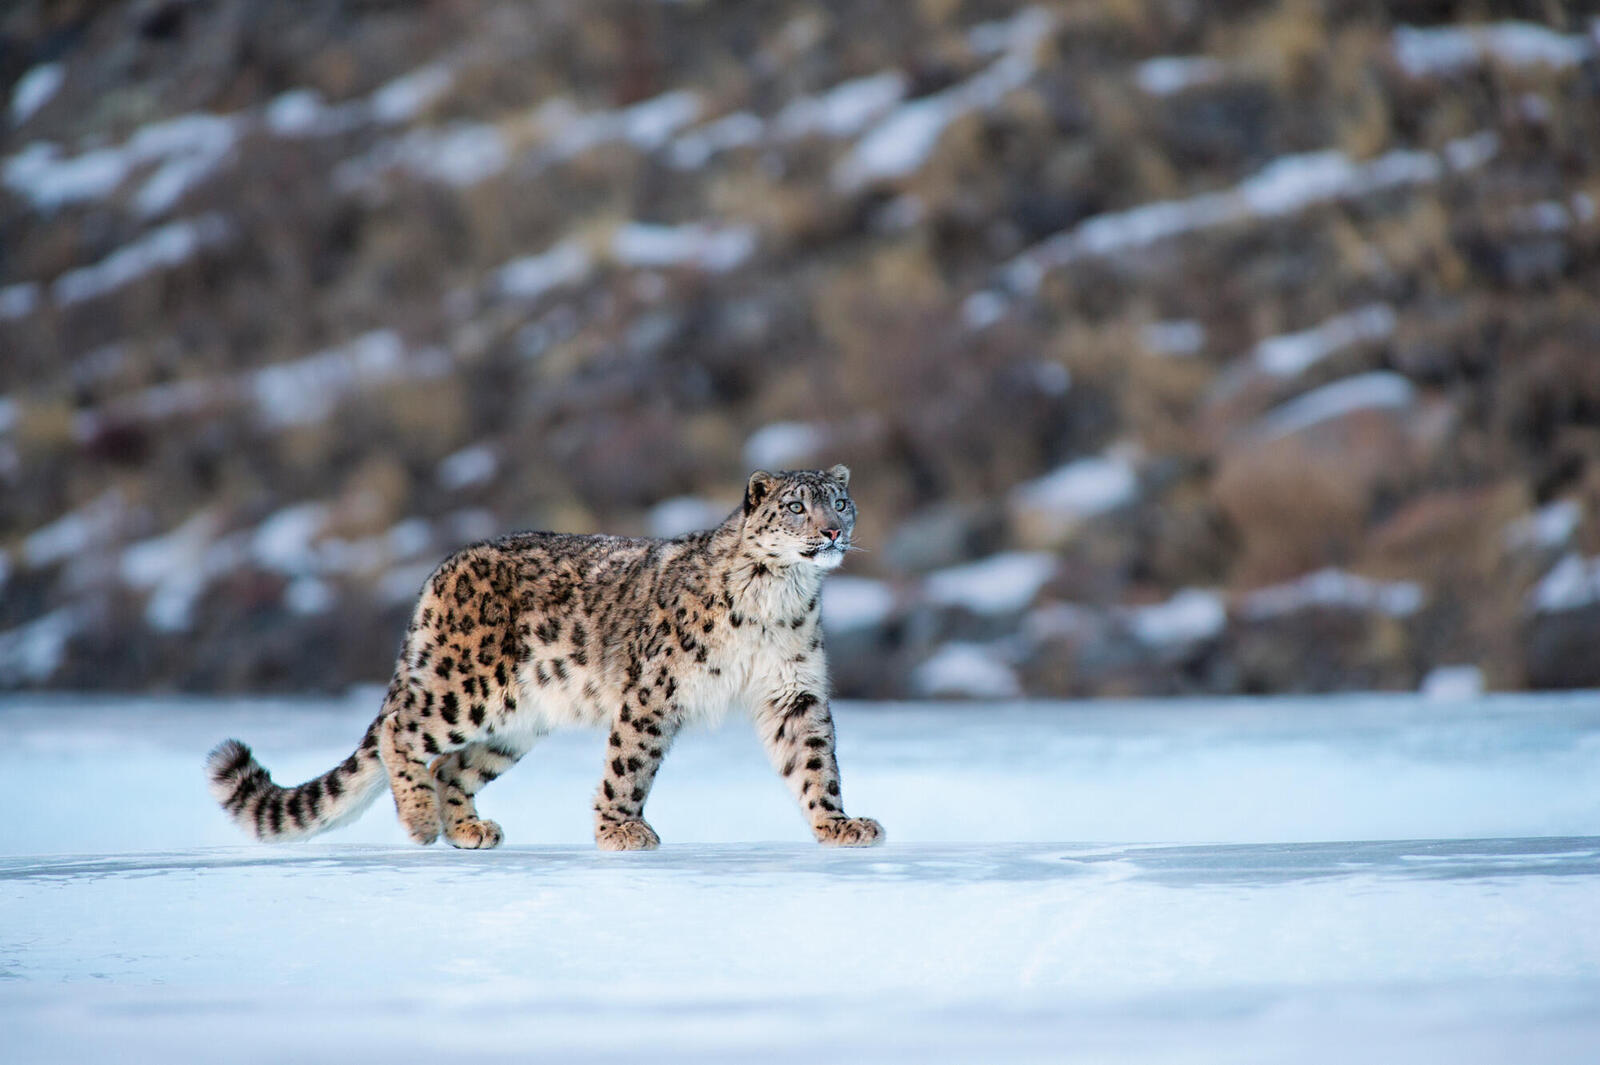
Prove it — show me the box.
[207,466,884,851]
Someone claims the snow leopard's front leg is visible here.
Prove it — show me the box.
[757,690,883,847]
[592,688,684,851]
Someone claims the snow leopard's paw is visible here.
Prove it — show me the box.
[444,817,504,849]
[814,816,884,847]
[595,819,661,851]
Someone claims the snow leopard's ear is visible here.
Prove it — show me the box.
[744,470,779,513]
[826,464,851,488]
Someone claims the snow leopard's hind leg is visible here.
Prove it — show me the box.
[379,547,525,845]
[431,736,541,849]
[378,682,447,845]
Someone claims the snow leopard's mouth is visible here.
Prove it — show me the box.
[801,540,847,559]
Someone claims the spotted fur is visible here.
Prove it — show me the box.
[207,466,883,850]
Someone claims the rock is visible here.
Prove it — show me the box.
[1524,606,1600,689]
[882,502,1004,574]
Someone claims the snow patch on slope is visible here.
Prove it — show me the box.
[647,497,727,539]
[0,608,80,684]
[924,552,1056,615]
[51,214,231,306]
[1242,568,1424,620]
[436,445,498,491]
[0,282,40,321]
[1136,56,1227,95]
[1005,136,1497,290]
[1393,22,1593,77]
[4,114,239,216]
[1012,454,1139,522]
[776,72,909,141]
[9,62,64,126]
[911,640,1021,697]
[1527,553,1600,613]
[1252,372,1416,439]
[834,7,1053,188]
[1252,304,1397,378]
[611,222,756,272]
[1127,588,1226,646]
[744,422,826,471]
[822,577,896,633]
[22,491,125,569]
[1504,500,1581,553]
[496,240,593,301]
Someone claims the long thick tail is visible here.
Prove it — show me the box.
[206,718,388,842]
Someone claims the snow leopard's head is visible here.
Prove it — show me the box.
[741,465,856,570]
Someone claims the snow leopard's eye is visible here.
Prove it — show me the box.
[834,499,849,512]
[787,501,804,514]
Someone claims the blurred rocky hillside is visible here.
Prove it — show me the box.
[2,0,1599,697]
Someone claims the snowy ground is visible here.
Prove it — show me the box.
[2,692,1599,1062]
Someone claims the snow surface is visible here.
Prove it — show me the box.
[2,694,1599,1063]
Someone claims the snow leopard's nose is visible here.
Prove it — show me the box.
[822,528,841,542]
